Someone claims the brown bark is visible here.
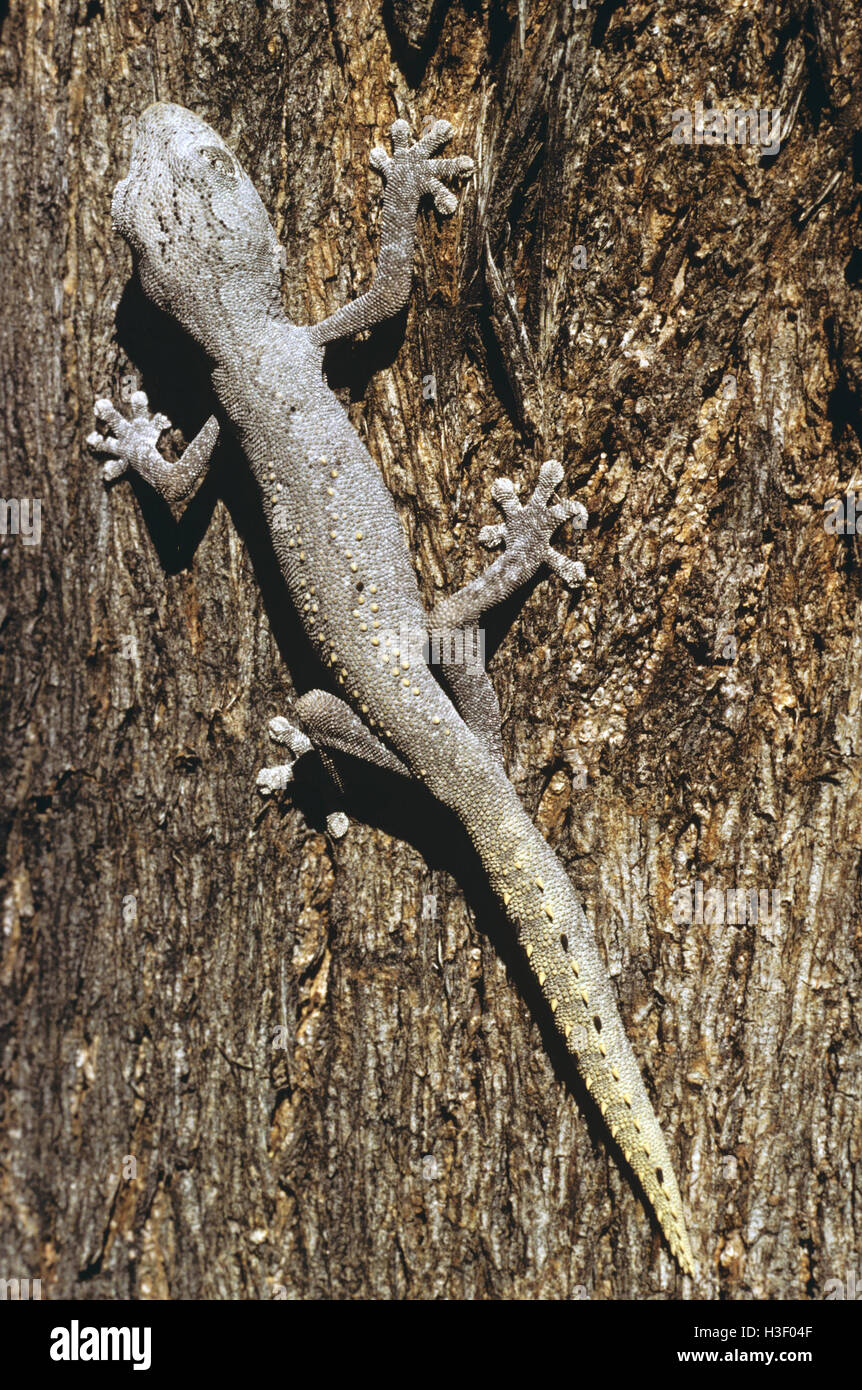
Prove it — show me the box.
[1,0,860,1299]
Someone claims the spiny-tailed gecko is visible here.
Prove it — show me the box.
[89,101,694,1277]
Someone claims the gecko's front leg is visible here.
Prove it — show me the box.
[88,390,219,504]
[308,117,474,346]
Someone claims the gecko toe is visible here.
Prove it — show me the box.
[430,181,458,215]
[490,477,521,516]
[389,118,411,151]
[268,716,312,757]
[478,522,506,548]
[326,811,350,839]
[256,764,295,795]
[550,499,588,529]
[547,551,586,587]
[87,431,120,455]
[93,398,125,433]
[418,118,453,155]
[428,156,474,178]
[369,146,393,177]
[535,459,564,500]
[103,458,128,483]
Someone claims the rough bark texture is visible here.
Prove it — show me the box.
[2,0,861,1300]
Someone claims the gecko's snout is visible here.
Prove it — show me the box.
[109,100,284,344]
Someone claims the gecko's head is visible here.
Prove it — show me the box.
[111,103,284,342]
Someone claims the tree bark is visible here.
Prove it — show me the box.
[1,0,860,1299]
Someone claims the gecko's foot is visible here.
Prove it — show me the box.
[87,391,171,483]
[479,459,588,587]
[256,764,296,795]
[369,117,474,215]
[326,811,350,839]
[256,716,313,796]
[257,722,351,835]
[267,716,313,757]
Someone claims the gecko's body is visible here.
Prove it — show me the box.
[90,102,694,1276]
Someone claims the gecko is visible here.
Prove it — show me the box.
[88,101,695,1278]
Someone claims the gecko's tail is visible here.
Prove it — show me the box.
[442,756,694,1276]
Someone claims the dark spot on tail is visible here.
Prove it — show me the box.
[560,933,568,951]
[656,1167,664,1184]
[593,1015,602,1032]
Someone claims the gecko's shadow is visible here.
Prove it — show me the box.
[111,279,673,1270]
[111,282,223,573]
[381,0,455,90]
[321,310,409,400]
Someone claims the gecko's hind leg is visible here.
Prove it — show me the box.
[432,460,587,633]
[293,691,408,774]
[436,661,505,767]
[428,461,586,764]
[256,694,408,836]
[255,717,314,795]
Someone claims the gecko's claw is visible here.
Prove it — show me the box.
[480,459,588,589]
[370,116,473,216]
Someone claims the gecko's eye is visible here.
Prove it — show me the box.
[198,145,238,179]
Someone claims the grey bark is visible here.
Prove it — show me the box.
[1,0,860,1298]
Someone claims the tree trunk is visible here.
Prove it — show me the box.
[2,0,860,1300]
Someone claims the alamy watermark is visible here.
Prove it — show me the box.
[0,1276,42,1299]
[352,621,487,676]
[50,1321,152,1370]
[824,490,862,534]
[426,624,485,674]
[671,102,782,157]
[823,1267,862,1299]
[0,498,41,546]
[671,879,780,928]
